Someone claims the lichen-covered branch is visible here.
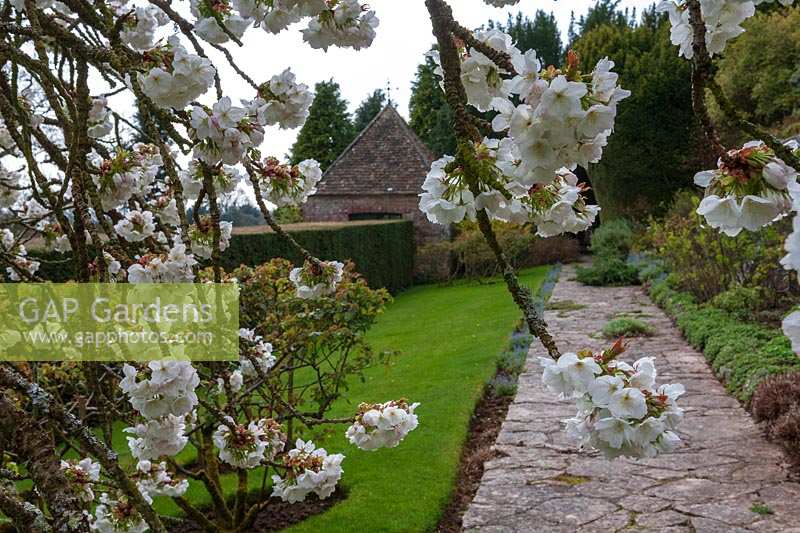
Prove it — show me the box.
[425,0,560,359]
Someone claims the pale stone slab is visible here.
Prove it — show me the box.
[462,264,800,532]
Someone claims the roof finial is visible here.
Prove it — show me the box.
[385,79,396,108]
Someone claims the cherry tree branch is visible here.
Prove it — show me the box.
[425,0,560,359]
[686,0,800,167]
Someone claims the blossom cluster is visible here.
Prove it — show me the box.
[139,37,216,110]
[289,259,344,299]
[301,0,379,51]
[271,439,344,503]
[118,4,170,50]
[191,0,250,44]
[658,0,795,59]
[539,339,685,459]
[120,361,199,460]
[189,219,234,259]
[254,68,314,129]
[93,144,162,211]
[422,32,625,237]
[127,241,198,283]
[694,141,797,236]
[528,168,600,237]
[345,399,420,451]
[251,156,322,208]
[134,460,189,503]
[213,418,286,469]
[60,457,101,503]
[88,97,113,139]
[191,96,264,166]
[419,144,599,236]
[1,228,39,281]
[238,327,276,377]
[92,493,148,533]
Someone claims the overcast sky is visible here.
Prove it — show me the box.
[210,0,648,159]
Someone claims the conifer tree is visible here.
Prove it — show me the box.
[290,80,354,170]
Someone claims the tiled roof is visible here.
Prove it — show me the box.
[316,105,436,195]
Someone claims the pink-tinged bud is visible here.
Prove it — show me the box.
[567,50,580,71]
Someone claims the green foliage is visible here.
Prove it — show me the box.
[413,222,580,283]
[284,267,549,533]
[575,257,640,286]
[750,503,775,516]
[709,286,763,323]
[409,53,456,157]
[649,279,800,402]
[601,317,654,338]
[573,9,709,220]
[488,375,518,397]
[33,221,415,294]
[223,221,414,294]
[641,191,797,321]
[231,258,390,411]
[290,80,355,170]
[589,218,633,258]
[576,0,635,37]
[576,220,639,286]
[714,6,800,137]
[352,89,387,133]
[489,11,563,67]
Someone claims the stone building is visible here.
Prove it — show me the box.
[301,105,446,243]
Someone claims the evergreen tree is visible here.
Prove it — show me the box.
[290,80,354,170]
[492,11,562,67]
[352,89,387,133]
[572,6,712,220]
[409,53,456,157]
[577,0,632,36]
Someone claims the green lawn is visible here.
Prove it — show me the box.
[57,267,548,529]
[284,266,549,533]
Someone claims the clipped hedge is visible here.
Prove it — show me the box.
[649,278,800,402]
[31,220,415,293]
[223,221,414,293]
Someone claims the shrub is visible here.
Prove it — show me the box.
[33,221,415,293]
[601,317,654,338]
[752,373,800,423]
[752,373,800,467]
[412,222,580,283]
[649,279,800,402]
[710,286,764,322]
[575,257,640,286]
[414,241,454,285]
[641,191,797,316]
[589,219,633,259]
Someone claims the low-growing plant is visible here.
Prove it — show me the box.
[488,375,519,397]
[576,257,640,286]
[589,219,634,259]
[546,299,588,312]
[497,349,527,376]
[650,279,800,402]
[601,317,655,338]
[752,373,800,423]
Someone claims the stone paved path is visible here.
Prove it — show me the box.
[462,264,800,532]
